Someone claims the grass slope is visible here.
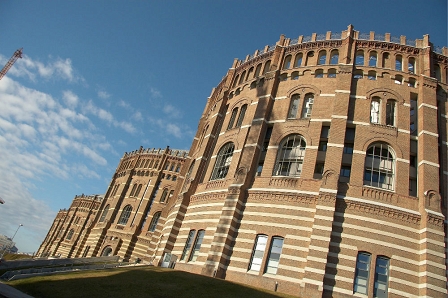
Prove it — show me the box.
[6,266,296,298]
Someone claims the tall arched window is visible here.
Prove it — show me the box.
[262,60,271,74]
[395,55,402,71]
[408,57,415,74]
[273,135,306,177]
[317,50,326,65]
[382,52,390,68]
[294,53,303,67]
[305,51,314,66]
[227,108,238,130]
[254,63,262,77]
[386,100,396,126]
[246,67,254,80]
[102,246,113,257]
[283,55,292,69]
[235,104,247,128]
[118,205,132,225]
[210,142,234,180]
[99,204,109,222]
[301,93,314,118]
[330,50,339,65]
[370,98,380,124]
[129,184,137,197]
[287,94,300,119]
[160,189,168,203]
[355,50,364,65]
[239,71,246,84]
[364,143,395,190]
[134,184,143,197]
[148,212,161,232]
[369,51,377,67]
[66,229,74,240]
[232,74,239,88]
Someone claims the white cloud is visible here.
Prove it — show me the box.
[150,87,162,98]
[5,54,81,83]
[98,90,111,99]
[163,104,182,118]
[62,90,79,108]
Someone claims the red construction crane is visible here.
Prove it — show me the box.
[0,48,23,81]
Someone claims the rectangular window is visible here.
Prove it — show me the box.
[354,252,371,295]
[343,143,354,154]
[265,237,284,274]
[189,230,205,262]
[386,101,396,126]
[374,257,390,298]
[340,166,351,177]
[248,235,268,272]
[227,108,238,130]
[180,230,195,261]
[318,141,327,152]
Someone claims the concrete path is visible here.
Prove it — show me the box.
[0,282,33,298]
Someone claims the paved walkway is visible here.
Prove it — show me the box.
[0,282,33,298]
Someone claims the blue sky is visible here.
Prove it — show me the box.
[0,1,446,253]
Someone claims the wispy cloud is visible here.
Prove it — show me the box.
[98,90,111,99]
[163,104,182,118]
[150,87,162,98]
[4,54,82,83]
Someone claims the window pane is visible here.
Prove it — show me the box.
[249,235,268,271]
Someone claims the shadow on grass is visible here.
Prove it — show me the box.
[6,266,295,298]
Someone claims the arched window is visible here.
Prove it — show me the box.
[129,184,137,197]
[262,60,271,74]
[118,205,132,225]
[235,104,247,128]
[382,52,390,68]
[148,212,161,232]
[101,246,113,257]
[239,71,246,84]
[99,204,109,222]
[294,53,303,67]
[364,143,395,190]
[134,184,143,197]
[248,234,268,272]
[160,189,168,203]
[305,51,314,66]
[330,50,339,65]
[328,68,337,78]
[180,230,196,261]
[283,55,292,69]
[367,70,376,80]
[354,69,363,79]
[301,93,314,118]
[66,229,74,240]
[395,55,402,71]
[395,75,403,85]
[317,50,326,65]
[315,69,324,78]
[279,73,288,81]
[246,67,254,80]
[291,71,299,80]
[408,77,416,88]
[188,230,205,262]
[370,97,380,124]
[287,94,300,119]
[250,81,257,89]
[210,142,234,180]
[369,51,377,67]
[408,57,415,74]
[169,190,174,198]
[227,108,238,130]
[434,64,441,80]
[273,134,306,177]
[355,50,364,65]
[386,99,396,126]
[232,74,239,88]
[254,63,262,77]
[149,160,154,168]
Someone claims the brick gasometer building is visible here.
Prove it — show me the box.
[38,25,447,297]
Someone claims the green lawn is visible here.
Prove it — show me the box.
[6,266,297,298]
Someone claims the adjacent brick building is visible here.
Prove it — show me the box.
[38,25,447,297]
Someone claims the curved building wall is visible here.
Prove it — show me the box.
[162,25,447,297]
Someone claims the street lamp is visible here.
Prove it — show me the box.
[0,224,23,259]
